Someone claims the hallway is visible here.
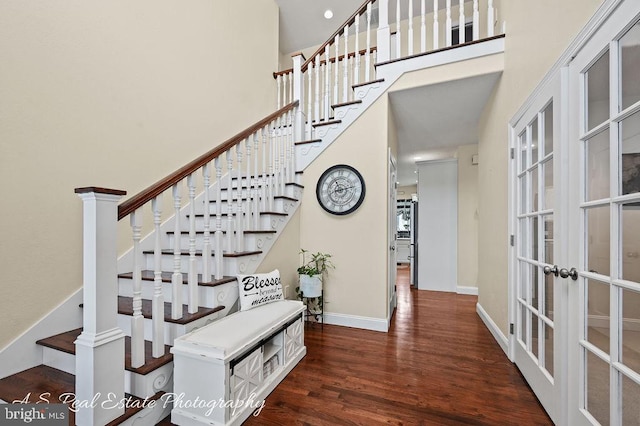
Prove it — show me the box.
[243,266,553,425]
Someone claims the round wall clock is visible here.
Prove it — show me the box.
[316,164,366,215]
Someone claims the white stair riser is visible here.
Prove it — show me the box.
[202,197,296,214]
[41,346,173,401]
[141,252,248,275]
[178,215,277,232]
[118,280,237,309]
[214,184,299,199]
[166,233,265,253]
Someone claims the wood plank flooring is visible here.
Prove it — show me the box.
[241,266,552,426]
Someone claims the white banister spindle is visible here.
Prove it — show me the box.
[334,35,340,105]
[202,164,212,281]
[487,0,495,37]
[275,118,282,195]
[261,127,268,211]
[187,174,198,314]
[286,73,291,105]
[267,124,275,211]
[458,0,465,44]
[408,0,414,56]
[291,53,305,141]
[288,110,295,183]
[324,45,331,119]
[433,0,439,50]
[421,0,427,53]
[225,150,234,253]
[279,117,286,195]
[445,0,452,47]
[74,187,126,426]
[151,196,165,357]
[276,75,282,109]
[365,4,372,81]
[253,133,261,229]
[245,138,252,230]
[354,14,360,85]
[214,158,223,280]
[171,183,183,320]
[314,55,320,123]
[307,62,313,137]
[395,0,401,58]
[235,144,244,252]
[130,210,144,368]
[472,0,479,40]
[342,24,349,103]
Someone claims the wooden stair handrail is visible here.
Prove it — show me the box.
[274,46,378,79]
[301,0,375,72]
[118,101,299,220]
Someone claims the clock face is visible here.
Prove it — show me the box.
[316,165,366,215]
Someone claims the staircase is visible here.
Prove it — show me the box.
[0,1,505,424]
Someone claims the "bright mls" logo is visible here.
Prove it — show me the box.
[1,404,67,425]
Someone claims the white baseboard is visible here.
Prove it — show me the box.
[0,289,83,379]
[456,286,478,295]
[476,302,508,356]
[323,312,389,332]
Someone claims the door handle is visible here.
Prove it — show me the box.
[390,246,395,251]
[559,267,578,280]
[543,265,559,277]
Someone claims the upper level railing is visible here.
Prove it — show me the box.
[276,0,502,137]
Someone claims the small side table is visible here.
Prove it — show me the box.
[299,289,323,328]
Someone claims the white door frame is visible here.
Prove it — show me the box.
[388,148,398,324]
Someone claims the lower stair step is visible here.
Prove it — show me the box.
[117,296,224,325]
[118,270,236,287]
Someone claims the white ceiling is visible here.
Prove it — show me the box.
[390,72,502,186]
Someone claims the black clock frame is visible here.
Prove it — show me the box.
[315,164,366,216]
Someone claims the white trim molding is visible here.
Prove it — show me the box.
[456,286,478,295]
[476,302,508,356]
[323,312,389,332]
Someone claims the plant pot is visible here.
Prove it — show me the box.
[299,274,322,298]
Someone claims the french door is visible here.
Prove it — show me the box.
[512,2,640,425]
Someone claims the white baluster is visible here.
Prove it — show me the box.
[354,14,360,85]
[225,151,234,253]
[458,0,465,44]
[445,0,452,47]
[187,174,198,314]
[307,62,313,136]
[408,0,414,56]
[235,144,244,252]
[276,74,282,109]
[285,73,291,105]
[334,35,340,105]
[289,71,294,104]
[268,124,275,211]
[253,133,260,229]
[487,0,495,37]
[433,0,439,50]
[396,0,401,58]
[130,210,144,368]
[214,157,223,280]
[171,183,183,320]
[202,164,211,281]
[280,116,286,195]
[420,0,427,53]
[245,138,252,230]
[365,4,372,81]
[151,196,165,358]
[342,24,349,103]
[288,110,295,183]
[472,0,479,40]
[314,55,320,123]
[261,127,268,211]
[275,118,282,195]
[324,45,331,119]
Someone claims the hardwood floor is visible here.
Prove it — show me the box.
[240,266,553,426]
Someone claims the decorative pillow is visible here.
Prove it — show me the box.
[237,269,284,311]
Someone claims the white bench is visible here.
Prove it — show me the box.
[170,300,306,426]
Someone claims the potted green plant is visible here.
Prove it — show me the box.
[297,249,334,298]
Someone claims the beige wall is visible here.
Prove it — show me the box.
[476,0,603,335]
[0,0,280,348]
[299,98,389,321]
[456,144,479,288]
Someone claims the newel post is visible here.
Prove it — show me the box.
[74,187,127,426]
[376,0,391,63]
[291,52,306,142]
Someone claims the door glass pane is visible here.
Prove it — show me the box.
[531,167,539,212]
[586,129,611,201]
[519,176,527,214]
[520,303,528,346]
[543,103,553,156]
[622,373,640,425]
[544,323,554,377]
[543,159,554,210]
[531,117,539,164]
[519,261,529,300]
[543,215,553,264]
[586,279,610,354]
[531,312,539,360]
[519,131,528,172]
[586,50,610,131]
[585,350,610,426]
[587,206,611,276]
[621,287,640,374]
[621,204,640,283]
[532,264,539,309]
[620,110,640,197]
[518,218,528,258]
[544,273,554,321]
[620,20,640,111]
[532,216,539,262]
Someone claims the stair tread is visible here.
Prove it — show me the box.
[220,181,301,190]
[331,99,363,109]
[118,270,237,287]
[352,78,385,89]
[312,119,342,128]
[141,248,264,257]
[166,230,276,235]
[0,365,165,426]
[188,210,289,218]
[295,138,322,145]
[117,296,224,325]
[208,195,299,202]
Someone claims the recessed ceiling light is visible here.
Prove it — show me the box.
[324,9,333,19]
